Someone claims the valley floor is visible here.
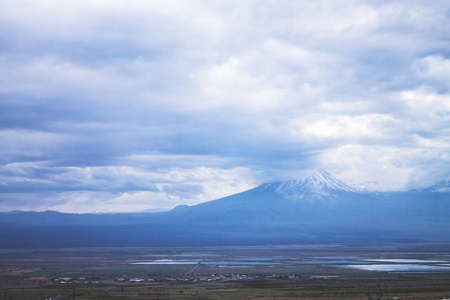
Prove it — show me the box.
[0,244,449,299]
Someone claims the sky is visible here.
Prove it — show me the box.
[1,0,449,213]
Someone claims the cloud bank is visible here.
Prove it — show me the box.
[0,0,449,212]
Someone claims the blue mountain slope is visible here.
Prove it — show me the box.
[163,170,450,239]
[0,170,449,247]
[165,170,392,224]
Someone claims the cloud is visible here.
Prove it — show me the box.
[318,142,450,191]
[0,155,257,212]
[1,1,450,212]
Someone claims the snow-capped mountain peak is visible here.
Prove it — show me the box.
[307,169,355,191]
[267,169,356,195]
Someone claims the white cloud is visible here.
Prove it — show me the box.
[415,56,450,77]
[0,159,257,212]
[318,143,450,191]
[394,87,450,127]
[300,114,395,139]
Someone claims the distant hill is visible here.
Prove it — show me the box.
[1,170,449,248]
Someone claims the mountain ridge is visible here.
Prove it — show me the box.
[0,170,449,248]
[270,169,356,193]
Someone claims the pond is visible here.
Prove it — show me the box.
[341,264,450,271]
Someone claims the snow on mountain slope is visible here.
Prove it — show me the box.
[261,169,356,199]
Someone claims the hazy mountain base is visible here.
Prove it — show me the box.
[0,222,403,248]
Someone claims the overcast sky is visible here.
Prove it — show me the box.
[1,0,449,213]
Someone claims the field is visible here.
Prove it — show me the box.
[1,244,450,299]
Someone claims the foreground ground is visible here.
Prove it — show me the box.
[0,244,449,299]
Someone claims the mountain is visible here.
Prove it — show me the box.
[270,169,357,194]
[1,170,449,248]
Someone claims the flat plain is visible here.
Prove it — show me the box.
[1,244,449,300]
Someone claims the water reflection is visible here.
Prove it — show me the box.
[342,264,450,271]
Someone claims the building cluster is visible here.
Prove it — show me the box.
[53,277,99,284]
[53,273,307,285]
[114,273,302,283]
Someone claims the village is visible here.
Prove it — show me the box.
[2,245,449,299]
[53,272,303,285]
